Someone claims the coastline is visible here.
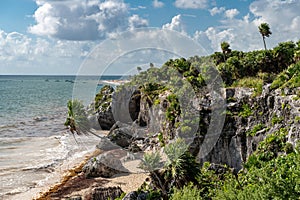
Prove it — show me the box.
[5,135,100,200]
[34,149,102,200]
[29,134,148,199]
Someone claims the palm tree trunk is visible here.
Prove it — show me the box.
[152,171,168,200]
[262,36,267,51]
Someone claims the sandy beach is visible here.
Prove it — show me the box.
[32,150,148,200]
[26,131,149,200]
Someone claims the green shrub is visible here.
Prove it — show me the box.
[166,94,180,122]
[238,104,253,118]
[294,116,300,123]
[171,183,202,200]
[232,77,263,96]
[246,124,266,136]
[271,62,300,90]
[271,115,284,125]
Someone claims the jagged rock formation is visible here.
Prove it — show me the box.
[89,187,123,200]
[95,83,300,172]
[83,152,129,178]
[94,85,116,130]
[200,86,300,171]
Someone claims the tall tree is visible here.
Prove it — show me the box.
[258,23,272,50]
[221,41,231,61]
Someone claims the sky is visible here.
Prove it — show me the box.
[0,0,300,75]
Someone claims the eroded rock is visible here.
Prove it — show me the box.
[83,152,129,178]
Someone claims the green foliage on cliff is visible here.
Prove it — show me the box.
[169,130,300,200]
[246,123,265,136]
[238,104,253,118]
[270,61,300,90]
[212,40,300,89]
[94,85,114,110]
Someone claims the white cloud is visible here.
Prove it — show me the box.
[162,15,185,33]
[29,0,148,41]
[224,9,239,19]
[195,0,300,53]
[128,15,149,30]
[0,29,95,74]
[209,7,225,16]
[153,0,164,8]
[29,3,59,36]
[174,0,208,9]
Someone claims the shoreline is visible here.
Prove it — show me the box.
[34,149,102,200]
[31,136,148,199]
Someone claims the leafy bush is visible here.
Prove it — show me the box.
[238,104,253,118]
[271,115,284,125]
[232,77,263,96]
[94,85,114,110]
[170,183,202,200]
[64,99,90,134]
[270,62,300,90]
[246,124,265,136]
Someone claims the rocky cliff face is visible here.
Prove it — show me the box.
[95,84,300,172]
[205,85,300,171]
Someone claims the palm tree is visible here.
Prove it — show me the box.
[65,99,102,142]
[258,23,272,50]
[221,41,231,61]
[138,152,167,198]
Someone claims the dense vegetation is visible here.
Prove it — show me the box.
[66,23,300,199]
[117,37,300,199]
[138,136,300,200]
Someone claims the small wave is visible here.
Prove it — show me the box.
[0,124,18,129]
[33,116,48,122]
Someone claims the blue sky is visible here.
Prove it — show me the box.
[1,0,300,75]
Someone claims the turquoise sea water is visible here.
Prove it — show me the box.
[0,75,121,199]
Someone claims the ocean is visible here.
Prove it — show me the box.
[0,75,120,199]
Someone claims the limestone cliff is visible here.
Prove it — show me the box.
[96,84,300,171]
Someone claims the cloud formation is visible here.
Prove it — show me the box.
[195,0,300,52]
[0,29,95,73]
[174,0,208,9]
[224,9,239,19]
[29,0,148,40]
[128,15,149,30]
[153,0,164,8]
[209,7,225,16]
[162,15,185,33]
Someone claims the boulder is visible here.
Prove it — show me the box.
[95,85,116,130]
[107,122,134,148]
[96,138,120,151]
[122,191,149,200]
[122,191,138,200]
[83,152,129,178]
[97,106,115,130]
[87,114,101,130]
[91,187,124,200]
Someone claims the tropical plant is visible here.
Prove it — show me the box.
[138,152,167,199]
[221,41,231,61]
[170,183,202,200]
[258,23,272,50]
[65,99,102,140]
[163,139,200,189]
